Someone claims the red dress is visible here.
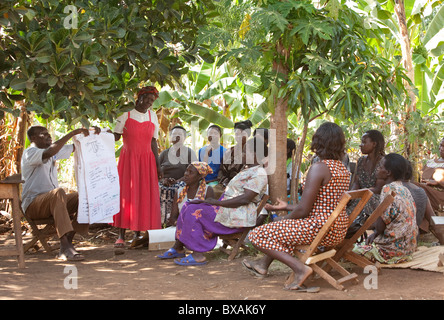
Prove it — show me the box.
[112,111,161,231]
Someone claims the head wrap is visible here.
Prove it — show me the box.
[137,86,159,99]
[191,161,213,176]
[177,162,213,204]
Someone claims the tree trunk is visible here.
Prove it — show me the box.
[268,41,289,213]
[394,0,418,179]
[15,104,29,174]
[290,121,309,204]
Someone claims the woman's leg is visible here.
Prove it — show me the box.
[252,244,312,289]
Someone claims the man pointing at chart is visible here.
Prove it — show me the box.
[21,125,99,261]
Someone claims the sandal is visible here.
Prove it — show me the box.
[174,255,207,266]
[56,252,85,262]
[114,238,125,248]
[241,259,267,278]
[156,248,185,259]
[283,284,320,293]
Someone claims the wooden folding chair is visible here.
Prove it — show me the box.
[291,189,373,291]
[331,191,395,270]
[218,194,269,261]
[22,212,57,253]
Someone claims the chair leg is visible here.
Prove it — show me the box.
[24,224,56,253]
[310,263,345,291]
[228,230,251,261]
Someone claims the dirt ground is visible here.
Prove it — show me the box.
[1,225,443,301]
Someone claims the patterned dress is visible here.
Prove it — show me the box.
[346,156,384,236]
[353,181,418,264]
[175,165,268,253]
[249,160,350,254]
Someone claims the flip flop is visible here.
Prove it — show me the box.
[284,272,319,292]
[283,284,320,293]
[174,255,207,266]
[114,238,125,248]
[156,248,186,259]
[241,259,267,278]
[56,252,85,262]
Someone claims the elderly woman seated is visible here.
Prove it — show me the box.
[157,138,268,266]
[353,153,418,264]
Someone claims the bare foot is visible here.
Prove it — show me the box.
[284,266,313,290]
[242,259,268,277]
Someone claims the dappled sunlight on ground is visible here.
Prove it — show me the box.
[1,231,444,300]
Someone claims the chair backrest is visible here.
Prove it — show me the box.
[345,189,374,227]
[300,189,372,262]
[346,191,395,245]
[256,194,269,214]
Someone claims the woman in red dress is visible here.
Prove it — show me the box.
[111,86,162,247]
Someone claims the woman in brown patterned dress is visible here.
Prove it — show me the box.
[243,122,350,291]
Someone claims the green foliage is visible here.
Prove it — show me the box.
[0,0,215,126]
[200,0,410,124]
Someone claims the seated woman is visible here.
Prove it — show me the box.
[403,160,435,235]
[243,122,351,291]
[159,126,197,225]
[198,125,226,187]
[157,138,268,266]
[346,130,386,238]
[414,136,444,216]
[352,153,418,264]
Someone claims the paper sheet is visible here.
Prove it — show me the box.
[73,131,120,224]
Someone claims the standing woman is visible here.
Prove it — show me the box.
[346,129,386,237]
[111,86,162,248]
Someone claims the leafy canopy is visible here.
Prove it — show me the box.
[0,0,215,126]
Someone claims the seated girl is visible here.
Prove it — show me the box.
[353,153,418,264]
[242,122,351,291]
[157,138,268,266]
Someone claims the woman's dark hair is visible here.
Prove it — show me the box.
[364,130,385,156]
[234,120,253,136]
[310,122,345,161]
[383,153,407,181]
[287,138,296,158]
[208,124,222,135]
[253,128,269,141]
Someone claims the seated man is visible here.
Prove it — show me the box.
[21,125,97,261]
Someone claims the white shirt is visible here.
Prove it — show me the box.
[114,109,159,139]
[21,144,73,212]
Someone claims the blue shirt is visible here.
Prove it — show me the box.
[198,145,226,182]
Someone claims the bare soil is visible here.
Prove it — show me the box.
[1,225,443,301]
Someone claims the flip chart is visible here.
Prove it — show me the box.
[73,131,120,224]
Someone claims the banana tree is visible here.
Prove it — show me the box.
[152,59,264,151]
[353,0,444,175]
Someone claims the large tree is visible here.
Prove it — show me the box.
[0,0,215,172]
